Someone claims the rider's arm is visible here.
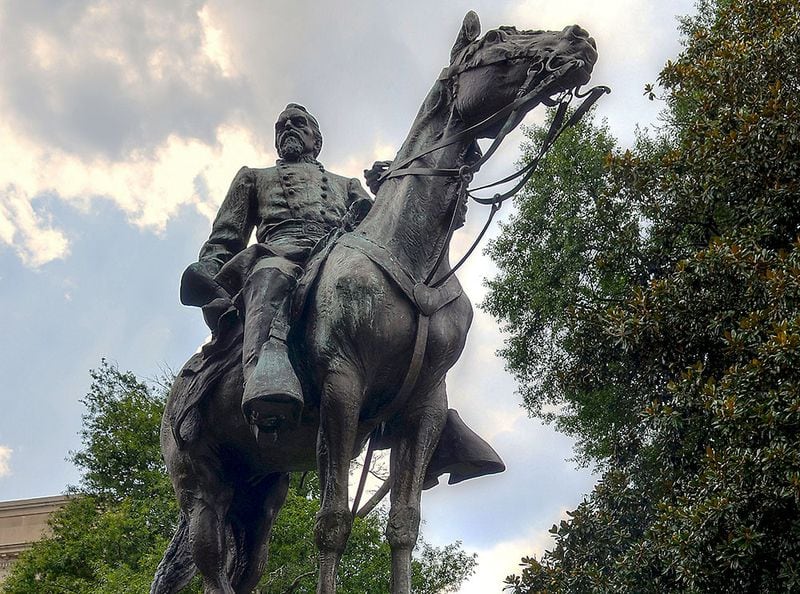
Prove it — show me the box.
[343,176,373,229]
[180,166,256,306]
[347,175,373,203]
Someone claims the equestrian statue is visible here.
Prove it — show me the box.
[151,11,603,594]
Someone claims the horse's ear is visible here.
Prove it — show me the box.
[450,11,481,63]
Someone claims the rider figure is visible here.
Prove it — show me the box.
[180,104,372,432]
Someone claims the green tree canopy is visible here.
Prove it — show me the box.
[485,0,800,591]
[2,361,476,593]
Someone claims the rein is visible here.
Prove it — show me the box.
[353,56,608,517]
[389,59,610,287]
[431,82,609,288]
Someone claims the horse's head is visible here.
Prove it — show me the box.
[446,11,598,137]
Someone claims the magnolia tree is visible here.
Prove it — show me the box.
[485,0,800,591]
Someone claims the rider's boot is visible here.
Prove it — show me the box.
[240,267,304,433]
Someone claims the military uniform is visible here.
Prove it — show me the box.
[200,160,368,261]
[181,158,371,430]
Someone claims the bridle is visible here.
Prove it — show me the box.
[351,38,610,519]
[375,43,610,287]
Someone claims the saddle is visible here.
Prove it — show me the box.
[169,230,504,489]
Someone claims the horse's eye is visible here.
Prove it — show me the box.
[484,30,500,44]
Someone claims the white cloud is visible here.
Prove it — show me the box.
[0,119,274,267]
[0,446,12,478]
[328,139,398,182]
[71,1,228,91]
[458,521,565,593]
[0,185,70,267]
[30,30,59,71]
[198,4,235,77]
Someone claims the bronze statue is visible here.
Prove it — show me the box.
[152,11,600,594]
[180,102,372,434]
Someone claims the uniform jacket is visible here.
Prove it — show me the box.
[198,160,371,270]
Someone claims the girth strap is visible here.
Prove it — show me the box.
[388,313,430,417]
[337,232,461,422]
[337,232,463,316]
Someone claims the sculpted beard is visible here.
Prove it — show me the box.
[279,133,305,160]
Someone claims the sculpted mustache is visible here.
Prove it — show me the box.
[280,131,303,144]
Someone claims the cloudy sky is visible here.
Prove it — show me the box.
[0,0,695,590]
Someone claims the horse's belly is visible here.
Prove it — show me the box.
[253,419,319,471]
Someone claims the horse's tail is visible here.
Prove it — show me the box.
[150,512,197,594]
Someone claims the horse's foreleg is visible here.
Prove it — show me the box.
[177,458,236,594]
[387,381,448,594]
[231,472,290,593]
[315,369,363,594]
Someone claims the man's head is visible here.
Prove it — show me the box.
[275,103,323,161]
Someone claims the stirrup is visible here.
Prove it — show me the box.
[242,340,304,432]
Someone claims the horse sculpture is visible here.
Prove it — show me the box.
[152,11,599,594]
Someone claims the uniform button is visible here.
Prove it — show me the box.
[287,189,294,195]
[320,192,328,198]
[282,174,290,180]
[320,209,326,215]
[321,176,329,182]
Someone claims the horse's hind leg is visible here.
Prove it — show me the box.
[387,381,447,594]
[229,472,290,593]
[171,450,236,594]
[315,369,364,594]
[150,511,197,594]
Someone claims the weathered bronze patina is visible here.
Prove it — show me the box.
[180,102,373,434]
[152,12,599,594]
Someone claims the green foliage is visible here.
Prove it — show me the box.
[484,109,650,462]
[487,0,800,591]
[2,362,180,594]
[3,361,475,593]
[411,541,477,594]
[70,363,172,504]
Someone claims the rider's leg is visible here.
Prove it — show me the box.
[240,258,304,430]
[315,368,364,594]
[386,381,448,594]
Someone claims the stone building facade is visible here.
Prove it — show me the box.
[0,495,70,583]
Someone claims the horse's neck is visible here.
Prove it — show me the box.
[359,81,468,283]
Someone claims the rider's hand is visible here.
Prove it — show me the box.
[342,198,373,230]
[364,160,392,195]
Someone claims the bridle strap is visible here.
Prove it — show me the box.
[429,197,501,288]
[468,83,609,204]
[438,45,557,80]
[467,95,571,203]
[424,82,610,287]
[379,60,576,183]
[377,51,610,293]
